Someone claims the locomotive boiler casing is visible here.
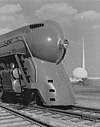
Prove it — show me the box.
[0,20,75,106]
[0,20,65,63]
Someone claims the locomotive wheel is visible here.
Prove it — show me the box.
[34,90,43,106]
[22,89,35,106]
[1,91,18,103]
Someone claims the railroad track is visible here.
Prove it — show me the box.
[0,102,53,127]
[1,102,100,127]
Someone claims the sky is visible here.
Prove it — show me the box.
[0,0,100,77]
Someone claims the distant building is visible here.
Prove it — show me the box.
[73,67,88,79]
[72,37,88,84]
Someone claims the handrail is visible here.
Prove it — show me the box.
[22,35,37,82]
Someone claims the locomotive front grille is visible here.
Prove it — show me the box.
[49,89,55,92]
[50,98,55,101]
[48,80,53,83]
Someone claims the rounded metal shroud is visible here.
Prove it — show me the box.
[0,20,68,63]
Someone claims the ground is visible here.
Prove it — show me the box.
[72,83,100,109]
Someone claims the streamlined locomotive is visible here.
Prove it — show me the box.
[0,20,75,106]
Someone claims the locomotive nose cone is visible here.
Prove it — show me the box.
[28,20,68,63]
[43,20,69,63]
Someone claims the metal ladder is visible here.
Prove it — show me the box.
[14,54,31,88]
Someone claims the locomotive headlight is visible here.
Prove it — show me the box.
[56,39,69,64]
[58,39,69,51]
[63,39,69,48]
